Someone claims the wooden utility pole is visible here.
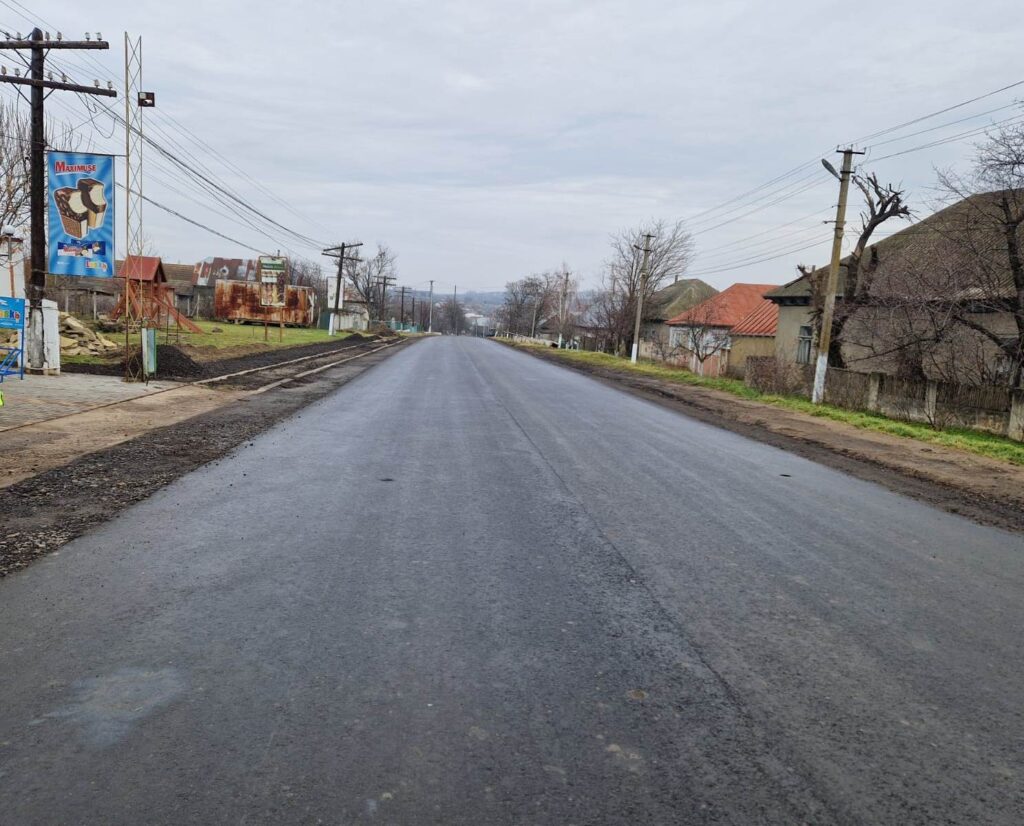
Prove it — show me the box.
[428,279,434,333]
[322,242,363,335]
[812,148,861,404]
[630,233,655,364]
[399,286,407,327]
[0,29,116,370]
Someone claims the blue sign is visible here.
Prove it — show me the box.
[47,151,115,278]
[0,295,24,381]
[0,295,25,330]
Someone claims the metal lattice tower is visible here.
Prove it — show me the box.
[123,34,145,379]
[124,34,145,262]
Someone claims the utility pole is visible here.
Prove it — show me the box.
[427,279,434,333]
[630,233,655,364]
[399,286,406,327]
[0,29,116,370]
[373,274,396,323]
[411,295,417,329]
[453,284,458,335]
[322,242,363,335]
[557,266,570,348]
[812,148,860,404]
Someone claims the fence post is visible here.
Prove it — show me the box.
[1009,390,1024,441]
[925,380,938,424]
[867,373,881,412]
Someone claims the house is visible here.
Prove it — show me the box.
[726,299,779,378]
[665,283,779,376]
[639,278,718,358]
[765,191,1024,385]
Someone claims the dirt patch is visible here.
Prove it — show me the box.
[518,346,1024,532]
[62,336,381,379]
[0,340,415,578]
[1,385,241,489]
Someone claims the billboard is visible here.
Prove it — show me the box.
[257,255,287,307]
[47,151,115,278]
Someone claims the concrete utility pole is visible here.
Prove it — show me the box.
[812,148,860,404]
[428,279,434,333]
[0,29,116,370]
[630,233,655,364]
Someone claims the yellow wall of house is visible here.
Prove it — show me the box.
[775,305,814,364]
[727,335,777,377]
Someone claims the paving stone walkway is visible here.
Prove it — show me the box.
[0,372,179,431]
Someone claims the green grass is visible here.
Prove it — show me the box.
[506,341,1024,466]
[160,319,338,350]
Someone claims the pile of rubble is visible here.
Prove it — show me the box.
[59,313,120,357]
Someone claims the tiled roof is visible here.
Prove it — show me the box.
[644,278,718,322]
[667,283,779,328]
[117,255,165,282]
[730,300,779,337]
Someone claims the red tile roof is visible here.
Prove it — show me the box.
[667,283,778,328]
[730,300,779,337]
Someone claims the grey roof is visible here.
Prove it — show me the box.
[644,278,718,322]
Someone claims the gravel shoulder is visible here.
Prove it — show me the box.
[0,338,417,577]
[515,343,1024,532]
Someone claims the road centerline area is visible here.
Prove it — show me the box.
[1,336,1022,825]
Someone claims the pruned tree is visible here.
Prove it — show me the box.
[833,124,1024,386]
[802,173,910,369]
[598,218,695,355]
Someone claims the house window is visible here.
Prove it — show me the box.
[796,325,812,364]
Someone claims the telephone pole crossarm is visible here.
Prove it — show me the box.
[0,76,116,95]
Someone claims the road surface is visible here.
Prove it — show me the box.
[1,337,1022,824]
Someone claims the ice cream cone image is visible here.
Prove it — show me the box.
[78,178,107,230]
[54,187,89,239]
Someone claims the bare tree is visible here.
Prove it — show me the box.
[435,296,465,335]
[0,99,86,233]
[671,300,731,375]
[599,218,695,355]
[291,258,327,318]
[344,243,397,321]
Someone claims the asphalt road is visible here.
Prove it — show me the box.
[1,336,1023,825]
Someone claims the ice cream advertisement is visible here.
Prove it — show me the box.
[47,151,115,278]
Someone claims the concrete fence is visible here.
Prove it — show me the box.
[745,356,1024,441]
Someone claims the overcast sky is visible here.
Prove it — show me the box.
[11,0,1024,293]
